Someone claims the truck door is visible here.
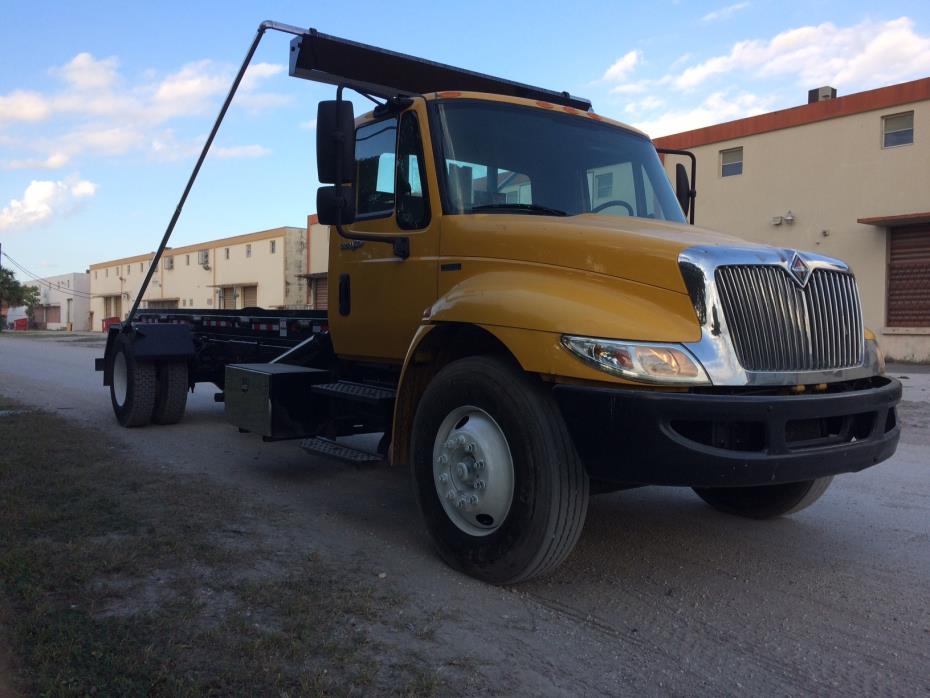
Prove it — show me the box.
[327,102,439,363]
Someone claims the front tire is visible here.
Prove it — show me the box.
[109,338,157,427]
[411,356,589,584]
[692,477,833,519]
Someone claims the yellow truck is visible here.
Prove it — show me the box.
[98,22,901,584]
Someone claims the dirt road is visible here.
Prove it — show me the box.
[1,333,928,695]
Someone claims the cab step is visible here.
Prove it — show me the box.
[311,381,396,406]
[300,437,383,463]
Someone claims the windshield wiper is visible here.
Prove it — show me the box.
[470,203,568,217]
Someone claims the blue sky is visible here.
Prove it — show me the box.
[1,0,929,278]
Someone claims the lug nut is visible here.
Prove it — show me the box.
[446,490,456,501]
[475,460,485,470]
[456,497,467,509]
[437,454,448,465]
[439,473,449,483]
[474,479,486,490]
[469,495,479,505]
[464,441,476,453]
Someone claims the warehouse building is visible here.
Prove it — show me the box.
[89,219,330,330]
[655,77,930,361]
[28,272,91,331]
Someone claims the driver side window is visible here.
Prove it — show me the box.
[355,118,397,218]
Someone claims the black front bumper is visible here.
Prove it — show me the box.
[553,377,901,487]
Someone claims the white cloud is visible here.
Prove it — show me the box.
[213,144,271,159]
[632,90,772,138]
[0,176,97,231]
[300,118,317,130]
[0,90,51,122]
[4,153,70,170]
[150,60,229,120]
[625,96,665,114]
[674,17,930,90]
[50,53,120,91]
[0,54,292,169]
[601,50,643,82]
[701,2,750,23]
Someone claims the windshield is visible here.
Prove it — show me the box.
[432,100,685,223]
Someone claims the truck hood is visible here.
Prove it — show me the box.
[440,213,752,294]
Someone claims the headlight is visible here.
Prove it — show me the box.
[561,335,711,385]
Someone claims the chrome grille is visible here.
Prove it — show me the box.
[715,266,863,371]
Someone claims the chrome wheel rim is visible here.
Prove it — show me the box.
[113,352,128,407]
[432,405,514,536]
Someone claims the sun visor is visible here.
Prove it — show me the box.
[289,30,591,111]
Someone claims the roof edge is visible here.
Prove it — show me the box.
[653,76,930,150]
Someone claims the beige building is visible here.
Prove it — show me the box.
[655,77,930,361]
[27,272,91,331]
[89,221,331,330]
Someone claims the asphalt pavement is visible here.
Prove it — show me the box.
[1,333,928,696]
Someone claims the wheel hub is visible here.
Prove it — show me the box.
[432,406,514,536]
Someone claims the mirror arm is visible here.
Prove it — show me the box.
[331,84,410,260]
[656,147,697,225]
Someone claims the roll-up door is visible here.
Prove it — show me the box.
[313,277,328,310]
[887,225,930,327]
[222,286,236,310]
[242,285,258,308]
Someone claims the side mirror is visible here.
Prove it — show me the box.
[317,185,356,226]
[316,100,355,184]
[675,163,691,218]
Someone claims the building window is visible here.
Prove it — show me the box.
[139,262,143,271]
[186,254,190,266]
[270,240,276,254]
[126,264,130,275]
[883,112,914,148]
[94,270,97,279]
[595,173,613,199]
[189,298,193,307]
[105,268,108,278]
[721,147,743,177]
[246,244,252,258]
[225,247,230,259]
[182,298,186,307]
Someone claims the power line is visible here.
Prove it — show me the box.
[0,252,95,300]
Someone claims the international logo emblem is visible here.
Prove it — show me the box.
[788,252,812,287]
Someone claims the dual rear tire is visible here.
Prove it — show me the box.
[109,338,188,427]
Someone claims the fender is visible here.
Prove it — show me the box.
[97,324,195,386]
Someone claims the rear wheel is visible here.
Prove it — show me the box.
[110,339,157,427]
[692,477,833,519]
[411,356,589,584]
[152,361,189,425]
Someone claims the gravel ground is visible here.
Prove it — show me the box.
[1,334,928,696]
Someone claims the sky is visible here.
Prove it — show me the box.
[1,0,929,279]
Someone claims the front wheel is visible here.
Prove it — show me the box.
[411,356,589,585]
[692,477,833,519]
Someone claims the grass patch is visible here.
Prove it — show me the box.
[0,395,439,696]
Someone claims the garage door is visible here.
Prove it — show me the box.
[887,225,930,327]
[313,277,328,310]
[242,285,258,308]
[46,305,61,324]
